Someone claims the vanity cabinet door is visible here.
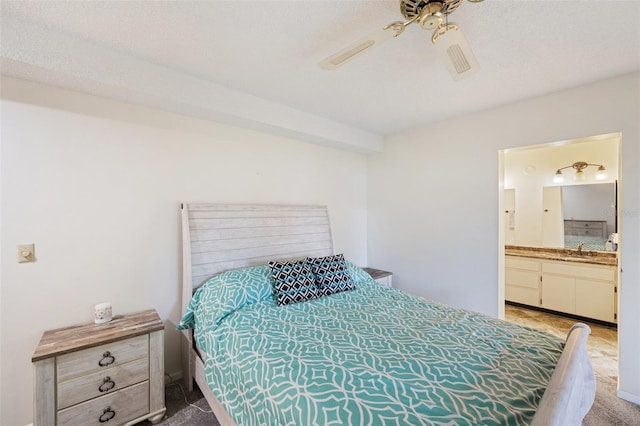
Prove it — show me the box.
[575,279,615,322]
[540,260,617,323]
[541,274,575,315]
[505,257,540,306]
[505,269,539,306]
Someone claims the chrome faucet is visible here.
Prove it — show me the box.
[577,242,583,255]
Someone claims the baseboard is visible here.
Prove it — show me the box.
[617,389,640,405]
[165,369,184,385]
[505,302,618,328]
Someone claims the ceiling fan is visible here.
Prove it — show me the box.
[319,0,483,80]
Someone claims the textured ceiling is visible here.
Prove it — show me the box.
[1,0,639,148]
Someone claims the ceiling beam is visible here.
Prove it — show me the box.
[0,15,383,154]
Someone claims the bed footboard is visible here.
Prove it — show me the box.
[530,323,596,426]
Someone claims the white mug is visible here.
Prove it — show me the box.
[94,303,113,324]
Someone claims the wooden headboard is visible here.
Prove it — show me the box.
[181,203,334,314]
[180,203,335,392]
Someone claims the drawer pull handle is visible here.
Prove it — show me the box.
[98,351,115,367]
[98,376,116,392]
[99,407,116,423]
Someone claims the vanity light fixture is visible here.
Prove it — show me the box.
[553,161,607,183]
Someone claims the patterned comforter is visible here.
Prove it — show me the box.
[564,235,608,251]
[179,262,564,426]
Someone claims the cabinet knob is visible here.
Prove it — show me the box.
[98,351,115,367]
[99,406,116,423]
[98,376,116,392]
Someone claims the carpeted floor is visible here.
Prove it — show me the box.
[584,375,640,426]
[140,382,218,426]
[145,375,640,426]
[146,305,640,425]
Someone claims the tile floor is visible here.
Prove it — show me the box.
[504,303,618,380]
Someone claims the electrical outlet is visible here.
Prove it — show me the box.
[17,243,35,263]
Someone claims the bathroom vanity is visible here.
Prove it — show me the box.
[505,245,618,324]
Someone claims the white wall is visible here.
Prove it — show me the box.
[0,77,368,426]
[368,72,640,403]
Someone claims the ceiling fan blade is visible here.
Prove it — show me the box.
[432,24,480,81]
[319,24,404,70]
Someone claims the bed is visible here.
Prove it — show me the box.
[179,203,596,426]
[564,235,608,252]
[564,219,610,251]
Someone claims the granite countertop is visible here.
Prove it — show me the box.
[505,245,618,266]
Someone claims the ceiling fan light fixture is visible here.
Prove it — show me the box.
[417,2,444,30]
[432,24,480,80]
[419,12,443,30]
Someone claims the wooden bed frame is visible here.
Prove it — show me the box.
[180,203,596,426]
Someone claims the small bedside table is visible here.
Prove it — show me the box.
[32,309,166,426]
[363,268,393,288]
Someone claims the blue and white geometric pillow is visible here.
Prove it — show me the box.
[306,254,356,297]
[268,260,319,306]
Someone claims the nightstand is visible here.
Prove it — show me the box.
[32,309,166,426]
[363,267,393,288]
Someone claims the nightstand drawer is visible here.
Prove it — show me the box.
[57,381,149,426]
[571,228,600,237]
[57,335,148,382]
[571,221,602,229]
[58,357,149,409]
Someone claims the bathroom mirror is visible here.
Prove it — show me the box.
[542,182,617,251]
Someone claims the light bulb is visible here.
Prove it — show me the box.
[553,170,564,183]
[595,165,608,181]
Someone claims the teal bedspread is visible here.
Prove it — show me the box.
[564,234,608,251]
[179,263,563,426]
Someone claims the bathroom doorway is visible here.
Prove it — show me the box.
[498,132,621,379]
